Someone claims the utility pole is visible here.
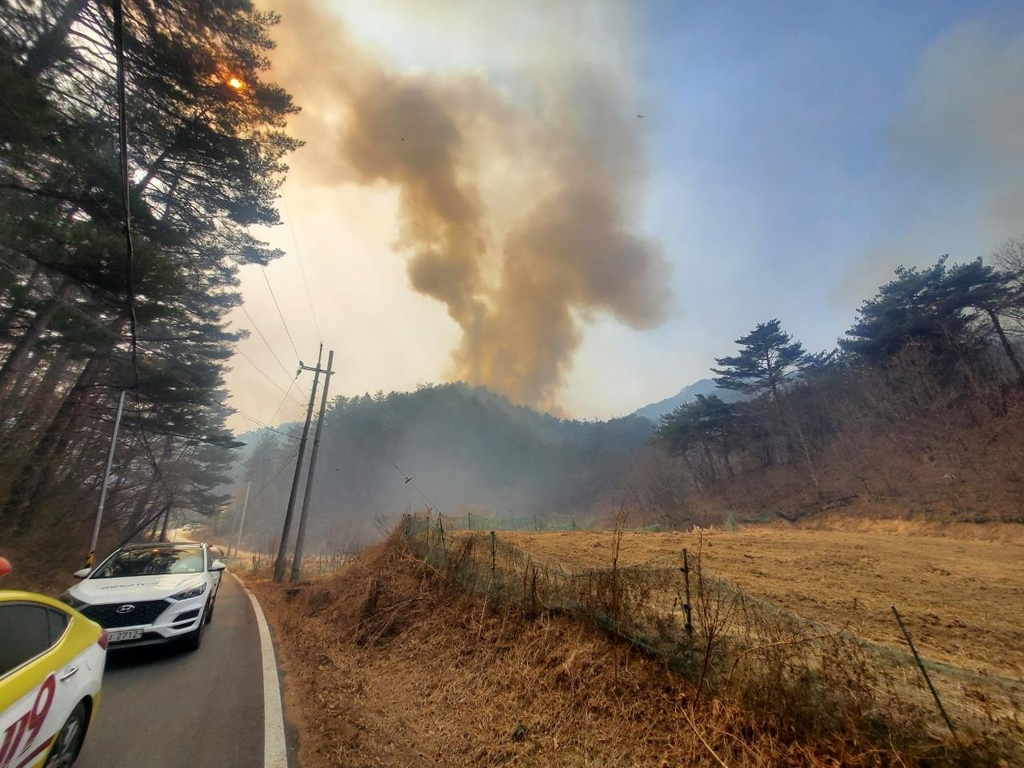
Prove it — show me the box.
[273,344,323,582]
[86,390,126,568]
[230,481,251,560]
[290,350,334,582]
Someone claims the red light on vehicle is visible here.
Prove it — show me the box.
[98,628,110,651]
[0,556,11,577]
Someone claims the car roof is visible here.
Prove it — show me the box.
[121,542,204,550]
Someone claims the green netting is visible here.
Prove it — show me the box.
[437,512,579,532]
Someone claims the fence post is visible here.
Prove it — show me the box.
[530,566,537,615]
[682,549,694,636]
[891,606,957,739]
[490,531,497,575]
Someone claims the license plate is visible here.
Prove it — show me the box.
[108,629,143,643]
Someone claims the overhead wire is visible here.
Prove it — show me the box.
[268,373,305,426]
[380,448,445,515]
[240,303,306,397]
[261,266,302,362]
[280,193,323,343]
[235,346,304,406]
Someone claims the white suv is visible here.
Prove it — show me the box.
[60,542,225,652]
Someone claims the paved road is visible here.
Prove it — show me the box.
[77,574,267,768]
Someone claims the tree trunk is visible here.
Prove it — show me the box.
[2,316,127,524]
[0,279,73,397]
[13,349,75,431]
[0,264,43,337]
[987,308,1024,386]
[127,436,173,531]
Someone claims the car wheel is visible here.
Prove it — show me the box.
[180,608,207,652]
[44,700,89,768]
[204,598,215,624]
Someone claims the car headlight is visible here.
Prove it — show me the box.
[170,582,208,600]
[59,591,88,610]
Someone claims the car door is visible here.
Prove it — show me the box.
[0,602,73,768]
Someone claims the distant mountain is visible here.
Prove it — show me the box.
[632,378,744,422]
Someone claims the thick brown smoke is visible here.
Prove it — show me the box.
[269,0,670,409]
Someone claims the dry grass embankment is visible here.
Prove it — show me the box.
[247,525,1010,768]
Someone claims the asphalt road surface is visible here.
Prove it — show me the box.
[77,574,268,768]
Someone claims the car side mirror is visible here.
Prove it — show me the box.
[210,561,226,572]
[73,567,92,579]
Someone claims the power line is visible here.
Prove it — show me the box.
[268,375,304,425]
[380,448,444,515]
[239,303,305,396]
[252,443,303,500]
[261,266,301,362]
[281,193,323,342]
[234,347,304,406]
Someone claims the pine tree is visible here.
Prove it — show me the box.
[712,319,806,413]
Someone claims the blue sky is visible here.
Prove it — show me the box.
[225,0,1024,428]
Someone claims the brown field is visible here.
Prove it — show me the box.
[501,522,1024,680]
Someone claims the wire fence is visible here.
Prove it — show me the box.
[402,513,1024,762]
[436,511,669,533]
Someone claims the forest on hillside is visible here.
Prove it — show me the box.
[230,383,654,551]
[643,249,1024,526]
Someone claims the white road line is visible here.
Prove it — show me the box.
[233,573,289,768]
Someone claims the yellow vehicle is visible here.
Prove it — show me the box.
[0,558,107,768]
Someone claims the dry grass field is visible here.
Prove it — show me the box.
[501,522,1024,680]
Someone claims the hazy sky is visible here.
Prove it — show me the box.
[224,0,1024,432]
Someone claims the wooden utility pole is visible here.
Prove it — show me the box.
[290,350,334,582]
[273,344,323,582]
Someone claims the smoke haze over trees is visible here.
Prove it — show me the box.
[229,383,654,551]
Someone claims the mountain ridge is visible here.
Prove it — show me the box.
[632,378,743,422]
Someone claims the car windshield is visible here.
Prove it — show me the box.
[92,547,205,578]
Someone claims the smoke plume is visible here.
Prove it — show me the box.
[268,0,670,409]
